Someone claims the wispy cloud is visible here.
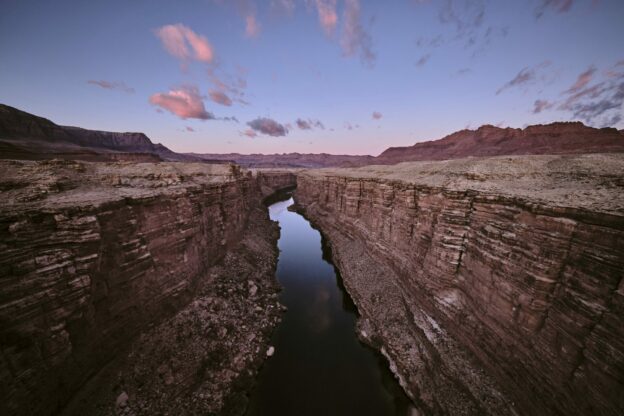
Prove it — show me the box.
[372,111,383,120]
[247,117,288,136]
[313,0,338,36]
[564,65,596,93]
[242,128,258,138]
[271,0,296,15]
[155,24,214,64]
[87,80,134,94]
[529,61,624,127]
[297,119,312,129]
[497,68,534,94]
[341,0,375,67]
[207,66,250,106]
[438,0,485,35]
[212,0,262,39]
[149,86,215,120]
[245,14,261,37]
[416,53,431,67]
[296,118,325,130]
[532,99,554,114]
[534,0,574,19]
[496,61,551,95]
[209,89,233,106]
[558,64,624,126]
[413,1,507,59]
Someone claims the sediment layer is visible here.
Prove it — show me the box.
[0,160,295,415]
[294,154,624,416]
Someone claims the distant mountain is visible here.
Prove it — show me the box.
[188,152,376,168]
[376,122,624,164]
[0,104,197,162]
[2,104,622,166]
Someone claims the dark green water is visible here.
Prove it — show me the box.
[245,197,412,416]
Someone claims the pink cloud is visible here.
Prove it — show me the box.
[372,111,383,120]
[565,66,596,93]
[242,128,258,138]
[245,14,261,37]
[209,90,233,106]
[314,0,338,36]
[149,86,214,120]
[155,24,214,63]
[341,0,375,66]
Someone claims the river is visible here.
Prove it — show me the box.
[245,196,412,416]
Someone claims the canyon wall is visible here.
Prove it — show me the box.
[294,154,624,416]
[0,160,295,415]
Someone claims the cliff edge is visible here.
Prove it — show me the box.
[295,153,624,415]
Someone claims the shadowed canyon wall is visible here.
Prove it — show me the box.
[294,154,624,416]
[0,160,295,415]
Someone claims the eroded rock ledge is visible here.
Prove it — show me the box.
[294,154,624,416]
[0,160,295,415]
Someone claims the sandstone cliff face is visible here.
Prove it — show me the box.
[0,160,294,415]
[377,122,624,164]
[294,154,624,416]
[255,170,298,198]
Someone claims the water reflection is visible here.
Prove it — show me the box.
[245,196,412,416]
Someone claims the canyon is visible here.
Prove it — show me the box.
[294,154,624,416]
[2,154,622,415]
[1,105,623,415]
[0,159,295,415]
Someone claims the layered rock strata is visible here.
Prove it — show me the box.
[294,154,624,416]
[0,160,294,415]
[255,170,298,199]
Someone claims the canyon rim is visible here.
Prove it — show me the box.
[2,1,624,415]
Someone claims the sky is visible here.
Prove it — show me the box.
[1,0,623,156]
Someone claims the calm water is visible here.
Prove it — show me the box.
[245,196,412,416]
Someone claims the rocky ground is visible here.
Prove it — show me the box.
[310,153,624,215]
[0,159,293,416]
[61,205,284,416]
[0,159,243,210]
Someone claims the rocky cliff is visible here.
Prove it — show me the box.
[255,170,298,198]
[0,160,295,415]
[0,104,195,162]
[377,122,624,164]
[294,154,624,416]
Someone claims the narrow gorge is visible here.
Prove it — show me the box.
[1,153,623,416]
[0,160,295,415]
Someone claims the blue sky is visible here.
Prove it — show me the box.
[1,0,623,155]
